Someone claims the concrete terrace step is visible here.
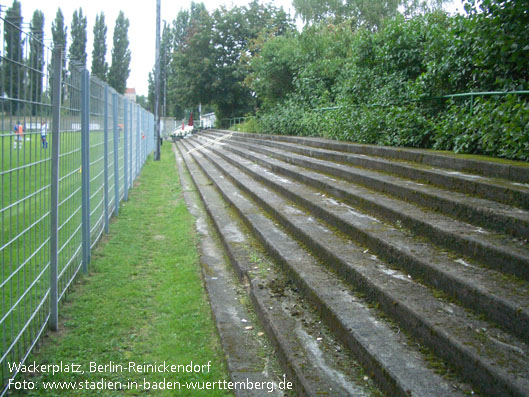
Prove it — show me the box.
[207,130,529,210]
[193,134,529,342]
[213,130,529,184]
[180,137,529,396]
[177,139,471,397]
[200,134,529,279]
[205,131,529,244]
[174,146,284,396]
[176,142,383,396]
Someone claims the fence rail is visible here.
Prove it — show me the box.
[224,90,529,127]
[0,14,154,395]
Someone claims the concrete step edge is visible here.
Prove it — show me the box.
[202,138,529,341]
[176,141,378,396]
[202,134,529,282]
[211,129,529,184]
[207,131,529,211]
[211,134,529,242]
[173,143,284,396]
[181,139,467,397]
[187,138,528,397]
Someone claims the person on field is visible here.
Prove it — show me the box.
[41,121,48,149]
[13,121,23,149]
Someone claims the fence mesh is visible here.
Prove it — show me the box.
[0,12,155,395]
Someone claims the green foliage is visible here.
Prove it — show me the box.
[29,10,45,115]
[292,0,401,29]
[250,0,529,162]
[169,3,214,110]
[292,0,448,30]
[136,94,150,111]
[51,8,66,49]
[91,12,108,81]
[244,33,299,109]
[3,0,23,112]
[159,23,174,116]
[246,23,354,110]
[230,116,262,133]
[464,0,529,90]
[212,0,294,120]
[69,8,87,66]
[51,8,68,81]
[434,96,529,160]
[108,11,131,94]
[165,1,295,123]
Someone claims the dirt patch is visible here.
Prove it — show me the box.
[266,277,290,298]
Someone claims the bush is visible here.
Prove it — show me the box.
[434,96,529,160]
[232,117,262,133]
[245,1,529,162]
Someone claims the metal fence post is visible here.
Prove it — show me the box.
[124,99,129,201]
[113,93,119,216]
[81,69,91,272]
[50,47,62,332]
[141,109,145,166]
[136,104,140,175]
[103,85,109,234]
[129,102,133,184]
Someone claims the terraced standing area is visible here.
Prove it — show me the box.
[174,129,529,396]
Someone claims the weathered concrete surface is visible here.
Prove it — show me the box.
[184,137,529,396]
[179,139,469,396]
[195,134,529,340]
[173,145,284,396]
[206,133,529,242]
[211,131,529,210]
[174,130,529,397]
[175,143,381,396]
[221,130,529,183]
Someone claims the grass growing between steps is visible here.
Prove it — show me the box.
[19,144,230,396]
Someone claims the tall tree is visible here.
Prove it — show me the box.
[29,10,45,115]
[69,8,88,66]
[172,8,191,50]
[292,0,447,30]
[3,0,23,113]
[91,12,108,81]
[51,8,68,81]
[51,8,67,49]
[164,7,193,118]
[168,3,214,111]
[292,0,399,29]
[108,11,131,94]
[210,1,295,119]
[166,1,294,121]
[160,22,173,116]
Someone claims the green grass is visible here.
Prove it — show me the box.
[14,144,230,396]
[1,130,97,365]
[1,128,125,364]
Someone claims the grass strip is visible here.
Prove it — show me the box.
[16,143,230,396]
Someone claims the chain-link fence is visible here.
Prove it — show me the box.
[0,13,155,395]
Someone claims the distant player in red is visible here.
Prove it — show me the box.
[13,121,23,149]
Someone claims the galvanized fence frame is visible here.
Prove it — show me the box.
[0,13,155,394]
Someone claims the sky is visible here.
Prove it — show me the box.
[12,0,464,97]
[13,0,297,97]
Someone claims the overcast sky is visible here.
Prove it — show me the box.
[13,0,463,97]
[13,0,296,96]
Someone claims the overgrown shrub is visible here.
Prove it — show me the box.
[246,0,529,162]
[434,96,529,160]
